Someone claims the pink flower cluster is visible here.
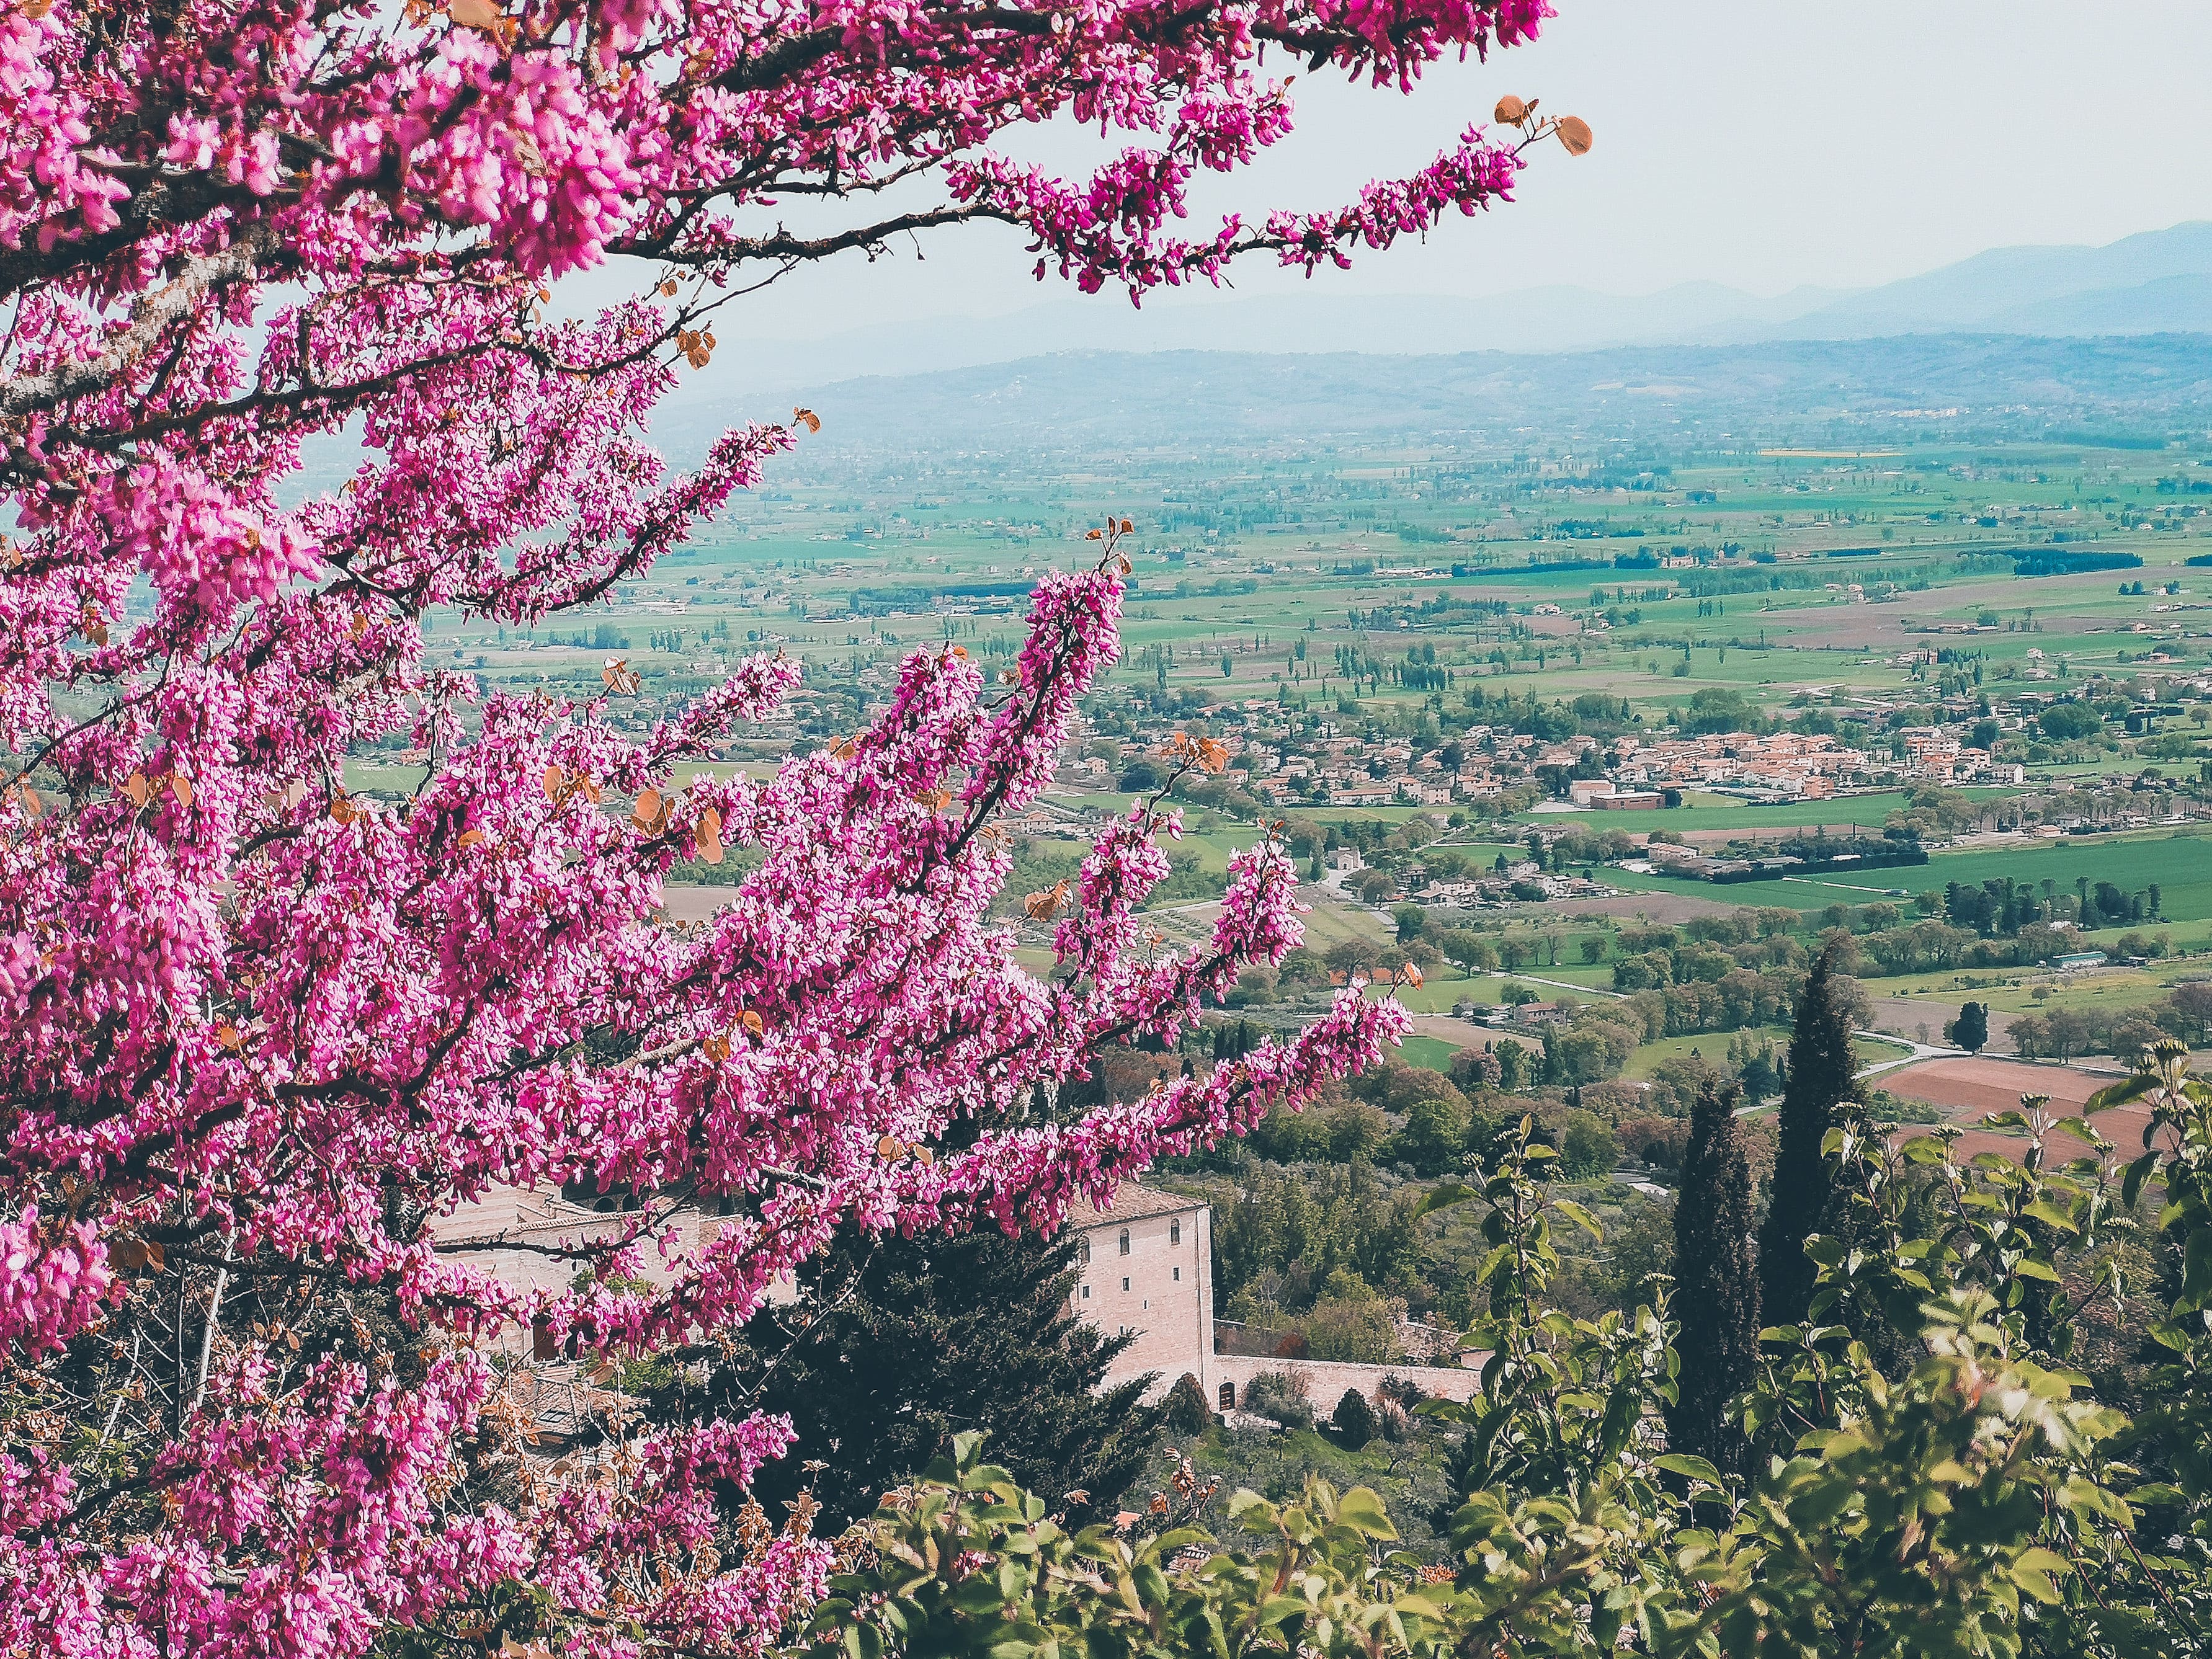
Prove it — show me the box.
[0,1209,117,1362]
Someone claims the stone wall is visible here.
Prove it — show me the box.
[1211,1352,1484,1414]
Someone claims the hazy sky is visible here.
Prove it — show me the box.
[581,1,2212,339]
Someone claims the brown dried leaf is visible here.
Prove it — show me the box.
[631,788,664,832]
[215,1024,243,1051]
[448,0,502,29]
[170,773,195,810]
[457,827,488,851]
[544,763,565,801]
[1493,94,1526,123]
[703,1033,732,1062]
[695,806,723,864]
[792,407,821,434]
[13,783,40,819]
[1119,518,1133,533]
[1556,115,1594,156]
[330,793,359,825]
[122,772,152,809]
[602,658,642,695]
[875,1134,903,1160]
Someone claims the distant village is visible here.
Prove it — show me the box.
[1020,660,2212,904]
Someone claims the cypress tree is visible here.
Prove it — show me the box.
[1331,1387,1379,1448]
[661,1227,1163,1529]
[1757,937,1860,1328]
[1667,1078,1760,1477]
[1947,1000,1989,1054]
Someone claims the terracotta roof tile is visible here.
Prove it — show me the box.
[1069,1183,1202,1227]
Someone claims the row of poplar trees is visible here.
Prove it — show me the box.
[1666,940,1861,1477]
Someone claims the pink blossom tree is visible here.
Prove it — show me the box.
[0,2,1578,1655]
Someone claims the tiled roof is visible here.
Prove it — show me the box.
[436,1186,623,1245]
[1069,1183,1204,1227]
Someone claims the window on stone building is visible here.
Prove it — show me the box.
[1219,1381,1236,1410]
[1170,1219,1180,1246]
[1173,1266,1181,1281]
[1118,1228,1130,1256]
[1122,1276,1130,1292]
[1079,1236,1090,1265]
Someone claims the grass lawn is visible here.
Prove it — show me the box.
[342,759,430,795]
[1395,1033,1465,1073]
[1891,966,2179,1018]
[1293,897,1389,951]
[1609,826,2212,920]
[1621,1029,1785,1080]
[1857,1033,1917,1064]
[1510,788,2007,838]
[1389,973,1610,1015]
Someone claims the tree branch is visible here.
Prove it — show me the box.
[0,220,280,418]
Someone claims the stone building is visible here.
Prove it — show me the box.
[1066,1184,1215,1402]
[1063,1182,1483,1411]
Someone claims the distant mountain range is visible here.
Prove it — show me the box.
[656,332,2212,465]
[693,221,2212,391]
[1765,221,2212,341]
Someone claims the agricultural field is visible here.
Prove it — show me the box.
[401,403,2212,1114]
[1606,825,2212,925]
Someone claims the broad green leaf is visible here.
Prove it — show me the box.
[1414,1181,1479,1219]
[2087,1072,2157,1113]
[2123,1150,2159,1211]
[1553,1198,1602,1240]
[1335,1488,1396,1539]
